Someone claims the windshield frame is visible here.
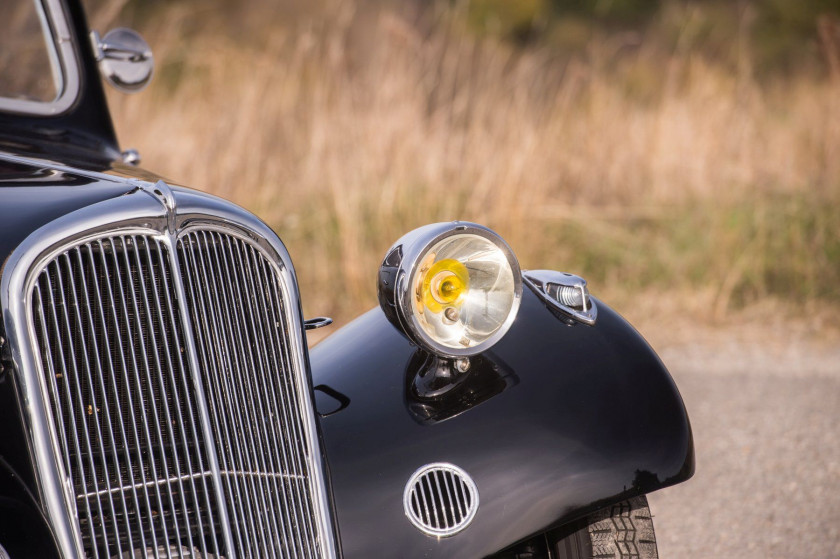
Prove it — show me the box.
[0,0,80,116]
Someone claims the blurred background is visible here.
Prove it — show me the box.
[85,0,840,336]
[85,0,840,556]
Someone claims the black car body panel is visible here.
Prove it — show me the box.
[310,291,693,558]
[0,456,61,559]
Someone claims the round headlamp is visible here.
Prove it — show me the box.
[378,222,522,358]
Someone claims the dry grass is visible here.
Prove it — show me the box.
[97,0,840,333]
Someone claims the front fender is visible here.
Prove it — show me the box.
[0,456,60,558]
[310,287,693,558]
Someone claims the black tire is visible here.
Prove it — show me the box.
[552,496,659,559]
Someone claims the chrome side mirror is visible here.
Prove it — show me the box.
[91,28,154,93]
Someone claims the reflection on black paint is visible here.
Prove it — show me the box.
[629,469,660,493]
[404,349,519,425]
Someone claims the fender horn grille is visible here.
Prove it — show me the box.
[403,463,478,537]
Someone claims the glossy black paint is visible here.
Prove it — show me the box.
[402,350,519,425]
[310,289,694,558]
[0,456,61,559]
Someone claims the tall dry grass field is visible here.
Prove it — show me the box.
[93,0,840,335]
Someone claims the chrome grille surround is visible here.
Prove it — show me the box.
[403,462,479,537]
[1,176,336,559]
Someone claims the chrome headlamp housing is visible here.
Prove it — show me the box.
[378,222,522,358]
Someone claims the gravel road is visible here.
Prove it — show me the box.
[646,341,840,558]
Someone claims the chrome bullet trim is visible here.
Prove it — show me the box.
[523,270,598,325]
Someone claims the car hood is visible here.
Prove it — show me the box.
[0,151,170,268]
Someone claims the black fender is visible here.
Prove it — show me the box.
[0,456,60,558]
[310,286,694,558]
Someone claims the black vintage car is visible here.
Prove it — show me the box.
[0,1,694,558]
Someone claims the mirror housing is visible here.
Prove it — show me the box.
[91,28,154,93]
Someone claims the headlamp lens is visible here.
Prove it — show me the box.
[410,234,517,351]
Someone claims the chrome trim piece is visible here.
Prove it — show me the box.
[0,151,136,183]
[121,149,142,166]
[168,224,237,559]
[92,28,155,93]
[403,462,479,538]
[1,179,337,558]
[78,471,306,501]
[304,317,333,330]
[523,270,598,325]
[0,0,81,116]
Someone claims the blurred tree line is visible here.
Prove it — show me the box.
[465,0,840,78]
[92,0,840,79]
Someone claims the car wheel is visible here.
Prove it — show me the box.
[552,495,658,559]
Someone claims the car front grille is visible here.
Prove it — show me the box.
[178,230,322,558]
[29,225,327,559]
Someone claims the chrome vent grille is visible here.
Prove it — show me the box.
[29,225,329,559]
[403,463,479,537]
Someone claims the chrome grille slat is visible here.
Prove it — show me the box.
[151,238,219,559]
[122,236,179,559]
[239,235,309,559]
[27,218,331,559]
[240,239,308,557]
[177,229,323,559]
[440,471,453,524]
[137,237,200,557]
[79,244,137,559]
[180,231,262,556]
[244,245,307,559]
[57,251,115,557]
[260,252,319,559]
[94,241,147,559]
[78,471,307,500]
[225,237,286,559]
[209,232,275,559]
[110,236,168,559]
[33,278,103,557]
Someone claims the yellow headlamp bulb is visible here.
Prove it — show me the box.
[419,258,470,314]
